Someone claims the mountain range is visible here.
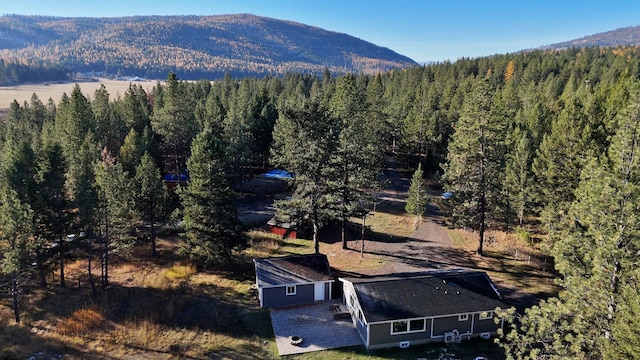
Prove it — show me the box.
[0,14,417,79]
[2,14,640,81]
[540,26,640,50]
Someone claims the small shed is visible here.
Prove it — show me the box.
[266,217,296,239]
[254,254,334,308]
[340,270,507,349]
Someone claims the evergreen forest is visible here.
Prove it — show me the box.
[2,46,640,358]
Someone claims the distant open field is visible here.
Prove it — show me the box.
[0,78,158,109]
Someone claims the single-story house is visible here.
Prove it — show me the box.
[339,270,508,349]
[253,254,334,308]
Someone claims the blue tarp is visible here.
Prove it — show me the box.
[261,169,294,180]
[163,173,189,182]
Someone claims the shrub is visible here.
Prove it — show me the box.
[164,264,197,281]
[57,308,105,336]
[514,226,531,243]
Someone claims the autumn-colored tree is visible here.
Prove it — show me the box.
[504,60,516,83]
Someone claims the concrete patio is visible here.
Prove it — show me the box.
[270,299,364,356]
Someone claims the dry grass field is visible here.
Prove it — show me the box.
[0,78,158,109]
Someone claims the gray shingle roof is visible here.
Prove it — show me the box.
[347,271,507,323]
[254,254,334,287]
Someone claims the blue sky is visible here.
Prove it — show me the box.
[4,0,640,62]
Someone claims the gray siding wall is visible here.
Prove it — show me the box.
[433,315,472,336]
[473,313,501,333]
[367,313,501,348]
[368,319,433,348]
[261,283,314,308]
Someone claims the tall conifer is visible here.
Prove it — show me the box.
[405,163,428,221]
[442,78,506,256]
[179,126,246,267]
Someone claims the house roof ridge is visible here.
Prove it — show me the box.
[344,269,508,323]
[339,268,483,284]
[254,253,333,284]
[253,253,328,262]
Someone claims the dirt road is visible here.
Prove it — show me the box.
[359,157,470,275]
[358,156,552,310]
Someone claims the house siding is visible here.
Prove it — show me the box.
[367,319,434,349]
[473,313,501,334]
[433,315,471,337]
[366,313,500,349]
[261,283,314,308]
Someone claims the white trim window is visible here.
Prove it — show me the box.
[391,320,408,334]
[479,311,493,320]
[391,319,426,334]
[458,314,469,321]
[286,285,296,296]
[409,319,425,332]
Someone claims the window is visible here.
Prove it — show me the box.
[479,311,493,320]
[409,319,425,332]
[391,321,408,334]
[458,314,469,321]
[286,285,296,296]
[391,319,426,334]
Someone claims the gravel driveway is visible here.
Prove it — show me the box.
[358,157,549,310]
[359,157,468,276]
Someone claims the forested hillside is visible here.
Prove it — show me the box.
[541,25,640,50]
[2,45,640,358]
[0,58,70,86]
[0,14,417,81]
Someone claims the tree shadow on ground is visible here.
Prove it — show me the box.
[0,317,114,360]
[25,250,274,360]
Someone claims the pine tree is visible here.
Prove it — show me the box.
[330,73,382,249]
[71,134,100,289]
[442,78,506,256]
[222,80,256,182]
[120,83,150,134]
[504,125,534,225]
[33,141,68,288]
[94,150,135,288]
[150,72,198,174]
[532,95,591,234]
[271,99,340,254]
[93,84,126,154]
[134,151,166,256]
[498,86,640,359]
[178,126,246,267]
[118,128,144,177]
[405,163,428,221]
[0,184,33,323]
[55,85,95,157]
